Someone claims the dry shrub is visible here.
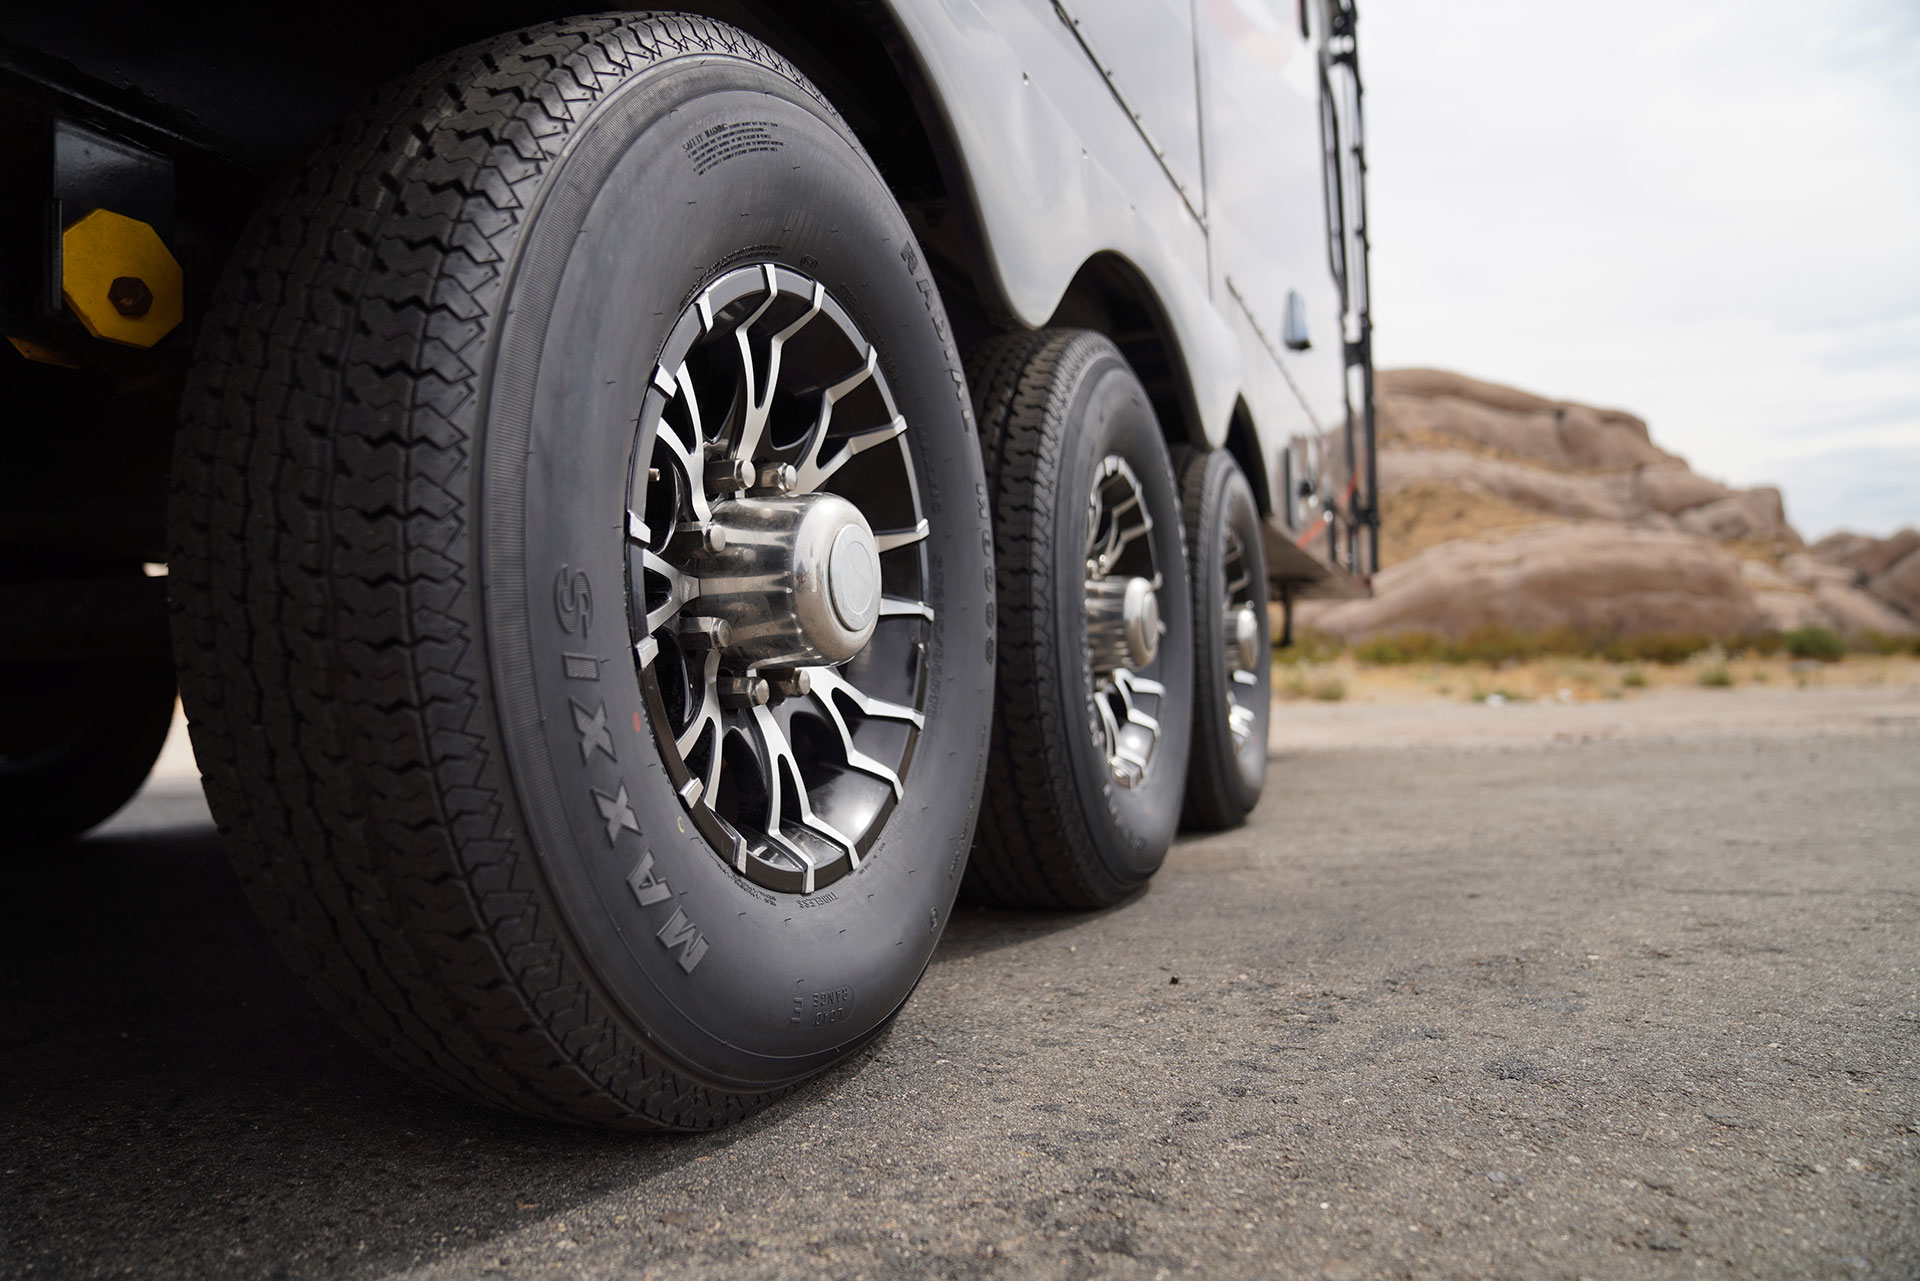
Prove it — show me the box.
[1352,625,1717,667]
[1785,626,1845,663]
[1851,630,1920,657]
[1274,627,1347,666]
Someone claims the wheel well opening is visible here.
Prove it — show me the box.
[680,10,1202,439]
[1224,398,1272,518]
[1042,253,1203,453]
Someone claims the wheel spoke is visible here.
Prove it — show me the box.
[873,519,930,554]
[796,411,903,494]
[751,704,859,891]
[793,348,892,491]
[651,404,711,525]
[1086,459,1155,577]
[803,667,910,799]
[675,651,722,758]
[1094,695,1123,761]
[641,547,698,635]
[752,705,797,833]
[1112,669,1160,733]
[701,722,725,802]
[674,364,706,443]
[878,595,934,622]
[813,663,924,724]
[725,267,781,447]
[733,268,825,464]
[1100,512,1148,570]
[747,713,816,889]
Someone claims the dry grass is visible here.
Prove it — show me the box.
[1273,649,1920,706]
[1379,428,1602,472]
[1277,669,1350,702]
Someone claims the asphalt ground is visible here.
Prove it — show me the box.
[2,702,1916,1279]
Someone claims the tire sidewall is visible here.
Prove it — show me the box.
[476,58,991,1088]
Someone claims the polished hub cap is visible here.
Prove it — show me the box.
[828,522,881,632]
[688,494,880,668]
[1220,530,1262,750]
[1087,575,1161,671]
[626,264,932,894]
[1084,455,1169,789]
[1227,602,1260,673]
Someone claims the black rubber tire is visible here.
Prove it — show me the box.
[169,15,992,1130]
[965,329,1193,909]
[1177,448,1271,830]
[0,655,176,841]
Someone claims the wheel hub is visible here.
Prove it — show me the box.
[1087,575,1161,672]
[828,522,881,632]
[686,494,880,669]
[1226,602,1260,673]
[1218,526,1263,751]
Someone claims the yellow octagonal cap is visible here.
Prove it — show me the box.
[61,208,183,348]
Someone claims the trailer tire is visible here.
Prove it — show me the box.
[169,15,992,1129]
[1177,448,1271,830]
[966,330,1193,909]
[0,655,175,842]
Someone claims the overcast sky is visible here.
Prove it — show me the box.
[1360,0,1920,539]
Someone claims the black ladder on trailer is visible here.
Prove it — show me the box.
[1319,0,1378,578]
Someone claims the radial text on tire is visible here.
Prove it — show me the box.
[1177,448,1271,830]
[966,329,1194,909]
[168,15,994,1130]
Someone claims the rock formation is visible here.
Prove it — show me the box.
[1299,370,1917,641]
[1808,528,1920,624]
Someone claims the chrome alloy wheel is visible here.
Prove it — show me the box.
[627,265,932,895]
[1220,526,1263,751]
[1084,455,1169,788]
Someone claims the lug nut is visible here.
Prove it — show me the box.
[755,462,798,495]
[677,616,733,649]
[108,276,152,317]
[766,668,812,699]
[705,458,754,492]
[718,675,771,709]
[669,522,726,556]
